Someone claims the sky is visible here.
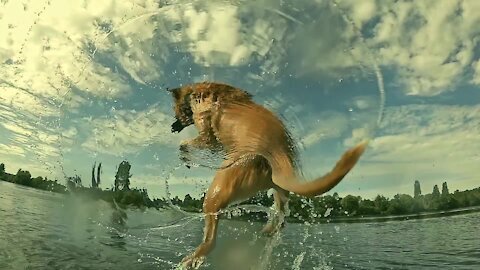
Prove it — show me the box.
[0,0,479,200]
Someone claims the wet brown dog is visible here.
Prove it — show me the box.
[169,82,367,268]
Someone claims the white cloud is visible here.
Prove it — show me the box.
[0,86,59,117]
[0,0,173,120]
[293,0,480,96]
[0,143,26,157]
[472,60,480,85]
[365,0,480,95]
[176,1,289,69]
[300,111,349,147]
[340,104,480,197]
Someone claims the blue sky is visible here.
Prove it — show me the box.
[1,0,479,200]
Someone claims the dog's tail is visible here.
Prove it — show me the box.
[268,141,368,197]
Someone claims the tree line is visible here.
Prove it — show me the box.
[2,161,480,221]
[0,161,164,209]
[167,181,480,223]
[0,163,67,193]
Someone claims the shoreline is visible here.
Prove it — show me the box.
[311,206,480,224]
[214,205,480,224]
[2,179,480,223]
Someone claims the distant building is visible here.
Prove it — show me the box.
[414,180,422,198]
[432,184,440,198]
[442,182,449,196]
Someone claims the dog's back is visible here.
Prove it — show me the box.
[212,101,300,177]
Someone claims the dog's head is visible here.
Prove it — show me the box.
[168,82,253,133]
[169,86,194,133]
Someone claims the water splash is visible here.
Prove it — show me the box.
[292,251,306,270]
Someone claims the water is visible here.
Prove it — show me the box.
[1,181,479,270]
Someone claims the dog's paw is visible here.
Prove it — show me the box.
[261,223,276,236]
[261,222,284,237]
[179,253,205,269]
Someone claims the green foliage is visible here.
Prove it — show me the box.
[168,185,480,223]
[1,160,479,222]
[442,182,449,196]
[432,184,440,198]
[341,195,361,215]
[0,166,67,193]
[374,195,390,214]
[15,169,32,186]
[358,199,379,216]
[241,191,274,206]
[66,175,82,188]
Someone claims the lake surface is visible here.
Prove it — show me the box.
[1,181,479,270]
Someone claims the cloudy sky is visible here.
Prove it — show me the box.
[1,0,479,200]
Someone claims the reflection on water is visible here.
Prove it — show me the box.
[1,181,479,270]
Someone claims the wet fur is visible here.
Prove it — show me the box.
[169,82,367,268]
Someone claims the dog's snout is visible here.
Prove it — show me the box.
[171,119,185,133]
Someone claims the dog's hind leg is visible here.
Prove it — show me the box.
[261,188,289,236]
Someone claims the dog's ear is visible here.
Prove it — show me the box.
[167,87,182,100]
[240,90,253,100]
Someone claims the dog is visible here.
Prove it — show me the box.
[169,82,367,268]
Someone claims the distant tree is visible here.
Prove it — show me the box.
[414,180,422,198]
[114,161,132,191]
[242,191,274,207]
[442,182,449,196]
[0,163,5,176]
[171,195,182,205]
[66,175,82,189]
[387,194,415,215]
[438,194,459,210]
[374,195,390,213]
[184,194,194,206]
[341,195,360,215]
[91,162,97,188]
[323,194,341,209]
[97,162,102,186]
[358,199,378,216]
[15,169,32,186]
[432,184,440,198]
[91,162,102,188]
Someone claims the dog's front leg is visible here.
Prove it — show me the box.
[178,136,213,168]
